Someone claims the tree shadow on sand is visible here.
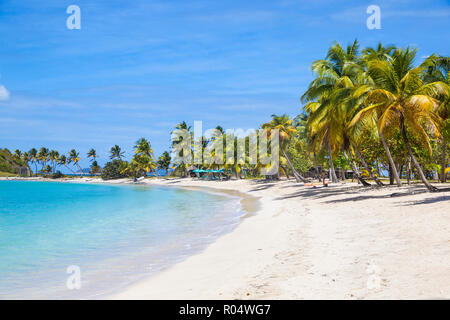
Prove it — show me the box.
[274,184,450,204]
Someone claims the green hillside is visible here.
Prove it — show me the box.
[0,148,30,176]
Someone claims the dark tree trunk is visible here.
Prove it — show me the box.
[354,145,384,186]
[281,147,307,183]
[380,130,402,187]
[280,165,290,179]
[400,116,438,192]
[343,150,371,186]
[388,164,394,185]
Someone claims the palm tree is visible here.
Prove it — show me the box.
[21,152,31,176]
[301,40,363,183]
[361,43,396,62]
[157,151,172,175]
[262,114,307,182]
[58,155,76,175]
[68,149,83,176]
[48,150,60,174]
[355,48,448,191]
[110,145,124,161]
[135,138,154,158]
[133,138,156,176]
[28,148,38,176]
[353,43,403,186]
[87,149,97,163]
[171,121,192,177]
[90,160,102,175]
[422,55,449,182]
[14,149,22,159]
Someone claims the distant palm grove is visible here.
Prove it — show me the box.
[4,41,449,192]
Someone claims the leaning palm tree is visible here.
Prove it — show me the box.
[354,48,448,192]
[87,148,97,163]
[110,145,124,161]
[262,114,307,183]
[58,155,76,175]
[68,149,83,176]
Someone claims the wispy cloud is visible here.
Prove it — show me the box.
[0,85,10,101]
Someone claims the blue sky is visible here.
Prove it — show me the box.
[0,0,449,168]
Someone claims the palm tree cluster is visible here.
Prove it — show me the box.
[119,138,158,178]
[301,40,449,191]
[13,147,102,176]
[168,42,448,191]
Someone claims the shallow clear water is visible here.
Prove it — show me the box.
[0,181,244,299]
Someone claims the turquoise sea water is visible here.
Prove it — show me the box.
[0,181,244,299]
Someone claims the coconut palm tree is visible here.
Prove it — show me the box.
[301,40,363,183]
[14,149,22,159]
[110,145,124,161]
[38,147,49,175]
[422,54,449,182]
[157,151,172,175]
[48,150,60,174]
[171,121,192,177]
[361,43,396,62]
[262,114,307,183]
[87,148,97,163]
[68,149,83,176]
[58,154,76,175]
[90,161,102,175]
[354,48,448,191]
[28,148,38,176]
[135,138,154,158]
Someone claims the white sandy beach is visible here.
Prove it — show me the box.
[102,178,450,300]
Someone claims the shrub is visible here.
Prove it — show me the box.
[101,160,127,180]
[51,171,64,179]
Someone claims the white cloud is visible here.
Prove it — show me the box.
[0,85,10,101]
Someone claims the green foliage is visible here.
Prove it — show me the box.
[0,148,29,174]
[101,160,128,180]
[51,171,64,179]
[157,151,171,174]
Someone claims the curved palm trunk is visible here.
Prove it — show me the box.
[400,117,438,192]
[379,131,402,187]
[280,165,290,179]
[343,150,371,186]
[327,145,338,183]
[353,145,384,186]
[281,147,307,183]
[75,164,83,176]
[441,136,447,183]
[65,165,76,175]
